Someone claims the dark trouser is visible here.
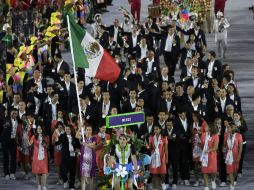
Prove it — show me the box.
[218,150,227,182]
[164,52,178,76]
[179,141,190,181]
[238,143,246,174]
[60,156,76,188]
[2,140,17,175]
[168,141,189,184]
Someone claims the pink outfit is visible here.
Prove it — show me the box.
[201,133,219,174]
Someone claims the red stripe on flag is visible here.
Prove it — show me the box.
[95,50,121,83]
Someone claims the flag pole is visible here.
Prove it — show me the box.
[67,15,85,142]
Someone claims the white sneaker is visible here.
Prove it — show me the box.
[42,187,47,190]
[220,182,226,187]
[193,181,199,187]
[211,180,216,189]
[37,185,42,190]
[184,180,190,186]
[204,187,209,190]
[161,183,167,190]
[172,184,177,189]
[230,184,235,190]
[234,181,237,186]
[5,175,10,180]
[9,174,16,180]
[64,182,68,188]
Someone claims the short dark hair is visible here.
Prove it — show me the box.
[209,50,216,58]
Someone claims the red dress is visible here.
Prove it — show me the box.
[31,135,49,174]
[201,133,219,174]
[224,132,243,174]
[149,135,168,174]
[95,133,110,176]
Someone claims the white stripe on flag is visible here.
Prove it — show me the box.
[82,32,104,77]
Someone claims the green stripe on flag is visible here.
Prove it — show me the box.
[67,14,89,68]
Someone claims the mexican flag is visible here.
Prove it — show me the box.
[67,14,121,83]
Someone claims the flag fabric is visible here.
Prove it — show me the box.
[67,15,121,83]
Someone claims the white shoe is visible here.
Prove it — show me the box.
[230,184,235,190]
[9,174,16,180]
[211,180,216,189]
[184,180,190,186]
[5,175,10,180]
[37,185,42,190]
[172,184,177,189]
[234,181,237,186]
[220,182,226,187]
[64,182,68,188]
[204,187,209,190]
[162,183,167,190]
[193,181,199,187]
[70,189,75,190]
[42,187,47,190]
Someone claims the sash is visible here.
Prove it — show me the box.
[151,135,161,168]
[225,133,236,165]
[200,133,210,167]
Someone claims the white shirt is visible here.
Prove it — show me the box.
[35,79,43,93]
[146,58,154,74]
[193,77,198,88]
[229,94,235,101]
[164,34,174,52]
[50,101,59,120]
[207,60,215,78]
[65,82,70,95]
[57,60,63,73]
[130,100,136,109]
[19,111,26,119]
[148,123,153,134]
[166,99,172,112]
[102,101,110,118]
[11,119,18,139]
[114,27,118,42]
[162,75,168,81]
[132,35,137,47]
[140,45,148,60]
[192,102,198,111]
[180,118,188,131]
[187,66,192,76]
[220,98,226,113]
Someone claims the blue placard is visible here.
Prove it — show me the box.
[106,112,145,128]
